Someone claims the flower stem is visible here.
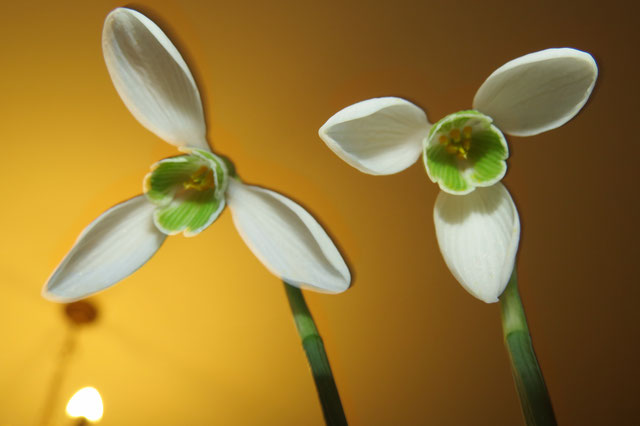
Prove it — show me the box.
[283,282,348,426]
[499,269,557,426]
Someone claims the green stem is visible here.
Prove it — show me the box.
[500,269,557,426]
[284,282,348,426]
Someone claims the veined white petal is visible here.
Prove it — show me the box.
[43,196,167,302]
[433,183,520,303]
[473,48,598,137]
[103,8,210,151]
[319,97,430,175]
[227,180,350,293]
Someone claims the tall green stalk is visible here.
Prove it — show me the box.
[284,282,348,426]
[499,269,556,426]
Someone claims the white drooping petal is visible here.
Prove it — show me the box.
[103,8,210,151]
[473,48,598,137]
[433,183,520,303]
[44,196,167,302]
[319,97,430,175]
[226,180,350,293]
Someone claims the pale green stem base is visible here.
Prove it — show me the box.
[284,282,348,426]
[500,270,557,426]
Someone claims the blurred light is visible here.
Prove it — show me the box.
[66,387,103,422]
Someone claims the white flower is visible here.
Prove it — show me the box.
[43,8,350,302]
[319,48,597,302]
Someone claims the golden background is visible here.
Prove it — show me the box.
[1,0,637,424]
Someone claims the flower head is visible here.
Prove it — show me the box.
[320,48,597,194]
[44,8,350,302]
[319,48,597,302]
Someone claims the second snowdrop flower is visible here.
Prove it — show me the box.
[320,48,597,194]
[319,48,597,302]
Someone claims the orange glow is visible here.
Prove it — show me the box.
[0,1,634,426]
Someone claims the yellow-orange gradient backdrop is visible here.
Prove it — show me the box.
[1,0,638,424]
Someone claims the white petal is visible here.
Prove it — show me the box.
[103,8,210,151]
[433,183,520,303]
[43,196,167,302]
[226,180,350,293]
[319,97,430,175]
[473,48,598,137]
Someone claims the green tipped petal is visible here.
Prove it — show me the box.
[187,148,230,195]
[468,128,508,185]
[424,110,508,195]
[426,145,471,193]
[144,149,229,236]
[144,155,203,205]
[427,110,486,139]
[154,189,225,237]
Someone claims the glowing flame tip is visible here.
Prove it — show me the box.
[66,386,103,422]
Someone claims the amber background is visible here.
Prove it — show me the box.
[0,0,638,424]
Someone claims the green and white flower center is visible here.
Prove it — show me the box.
[182,165,216,191]
[423,110,509,195]
[143,148,230,237]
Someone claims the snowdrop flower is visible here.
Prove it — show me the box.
[319,48,597,302]
[44,8,350,302]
